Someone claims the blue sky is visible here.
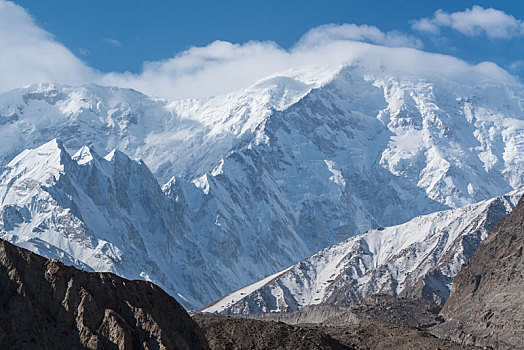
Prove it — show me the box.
[13,0,524,75]
[1,1,524,99]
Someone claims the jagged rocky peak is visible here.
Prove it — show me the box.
[72,144,94,164]
[5,138,68,176]
[103,148,132,163]
[0,139,74,209]
[1,139,147,207]
[0,139,209,309]
[0,238,209,349]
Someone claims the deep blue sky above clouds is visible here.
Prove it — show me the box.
[2,0,524,99]
[13,0,524,74]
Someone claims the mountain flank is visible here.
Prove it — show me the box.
[204,188,522,314]
[240,295,443,329]
[194,315,478,350]
[0,238,208,350]
[432,196,524,349]
[3,65,524,308]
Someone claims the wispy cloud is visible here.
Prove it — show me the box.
[103,37,122,47]
[296,23,422,49]
[412,6,524,39]
[509,60,524,73]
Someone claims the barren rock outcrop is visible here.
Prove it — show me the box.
[434,197,524,349]
[0,239,208,350]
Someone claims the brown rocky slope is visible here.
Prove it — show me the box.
[194,315,478,350]
[194,315,348,350]
[242,295,443,330]
[0,238,208,350]
[433,196,524,349]
[323,295,444,329]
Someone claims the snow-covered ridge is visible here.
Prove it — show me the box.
[0,67,336,181]
[203,188,523,314]
[0,139,206,308]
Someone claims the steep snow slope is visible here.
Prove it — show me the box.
[1,61,524,309]
[0,66,338,180]
[203,188,523,314]
[0,140,211,307]
[173,65,524,281]
[1,65,523,224]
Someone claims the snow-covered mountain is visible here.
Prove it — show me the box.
[203,188,523,314]
[0,139,213,307]
[0,138,372,309]
[1,59,524,309]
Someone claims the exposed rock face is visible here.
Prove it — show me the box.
[243,295,443,330]
[324,295,443,329]
[433,197,524,349]
[0,238,208,350]
[194,315,347,350]
[194,315,477,350]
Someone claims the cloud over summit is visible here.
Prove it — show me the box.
[0,0,519,100]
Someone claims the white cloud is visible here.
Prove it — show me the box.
[100,40,291,99]
[296,23,422,49]
[0,1,96,92]
[0,0,519,101]
[411,18,440,34]
[101,24,514,99]
[100,24,423,99]
[412,6,524,39]
[509,60,524,73]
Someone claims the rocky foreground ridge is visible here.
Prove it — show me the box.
[433,196,524,349]
[0,238,208,350]
[0,234,479,350]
